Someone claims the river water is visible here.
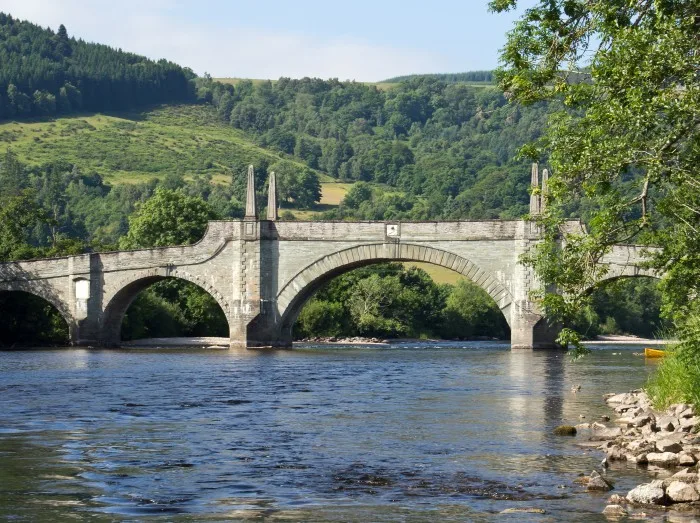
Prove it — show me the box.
[0,342,660,521]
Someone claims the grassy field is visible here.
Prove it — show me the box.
[214,77,492,92]
[0,104,315,185]
[405,262,464,285]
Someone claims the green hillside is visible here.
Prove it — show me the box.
[0,104,314,185]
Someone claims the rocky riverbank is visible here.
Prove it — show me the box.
[576,389,700,517]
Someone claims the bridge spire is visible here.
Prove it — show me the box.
[245,164,257,219]
[540,168,549,213]
[267,171,278,221]
[529,163,540,215]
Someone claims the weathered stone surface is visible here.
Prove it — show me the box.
[607,393,632,405]
[679,407,695,419]
[587,471,613,491]
[656,439,684,453]
[626,480,666,505]
[607,494,626,504]
[672,468,698,481]
[656,415,679,432]
[647,452,680,467]
[632,415,653,427]
[666,481,700,503]
[680,417,699,431]
[677,452,696,466]
[590,427,623,441]
[671,404,692,417]
[628,453,648,464]
[602,504,628,517]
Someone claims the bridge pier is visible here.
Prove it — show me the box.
[510,301,560,350]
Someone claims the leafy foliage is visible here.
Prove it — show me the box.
[196,75,554,220]
[295,263,509,340]
[492,1,699,362]
[115,188,228,340]
[119,188,218,249]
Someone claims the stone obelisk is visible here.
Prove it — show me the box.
[529,162,540,215]
[244,164,257,219]
[540,168,549,213]
[267,171,278,221]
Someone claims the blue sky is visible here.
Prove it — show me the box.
[2,0,535,81]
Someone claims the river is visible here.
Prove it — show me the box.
[0,342,659,521]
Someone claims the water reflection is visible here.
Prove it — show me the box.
[0,342,656,521]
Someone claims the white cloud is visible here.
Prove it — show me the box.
[0,0,447,81]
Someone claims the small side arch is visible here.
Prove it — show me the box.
[0,280,73,327]
[585,269,663,296]
[0,280,73,345]
[276,242,514,337]
[100,268,231,345]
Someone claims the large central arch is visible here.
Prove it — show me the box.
[275,243,514,340]
[100,268,231,345]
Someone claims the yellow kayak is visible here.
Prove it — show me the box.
[645,347,665,358]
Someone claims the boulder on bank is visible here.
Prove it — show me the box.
[590,427,622,441]
[666,481,700,503]
[602,504,628,517]
[586,471,613,491]
[646,452,680,467]
[626,480,666,505]
[656,439,684,453]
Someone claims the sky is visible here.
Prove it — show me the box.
[1,0,535,82]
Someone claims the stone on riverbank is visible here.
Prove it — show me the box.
[647,452,680,467]
[678,452,697,466]
[590,427,622,441]
[626,480,666,505]
[553,425,577,436]
[656,439,684,453]
[586,471,613,491]
[602,504,628,517]
[666,481,700,503]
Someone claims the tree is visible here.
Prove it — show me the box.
[118,188,227,339]
[119,188,219,249]
[348,273,405,336]
[0,191,50,261]
[271,161,321,209]
[490,2,699,358]
[442,280,509,339]
[54,24,72,56]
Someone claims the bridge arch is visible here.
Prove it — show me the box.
[100,268,231,345]
[0,280,72,327]
[0,281,73,344]
[275,242,514,339]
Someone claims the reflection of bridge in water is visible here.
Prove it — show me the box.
[0,165,658,349]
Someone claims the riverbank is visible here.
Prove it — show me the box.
[581,335,675,346]
[576,389,700,517]
[122,337,230,348]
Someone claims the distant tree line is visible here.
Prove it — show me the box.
[0,13,195,120]
[382,71,495,83]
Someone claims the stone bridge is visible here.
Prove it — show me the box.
[0,165,659,349]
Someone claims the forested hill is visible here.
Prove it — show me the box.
[382,71,495,84]
[0,13,195,120]
[197,75,552,220]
